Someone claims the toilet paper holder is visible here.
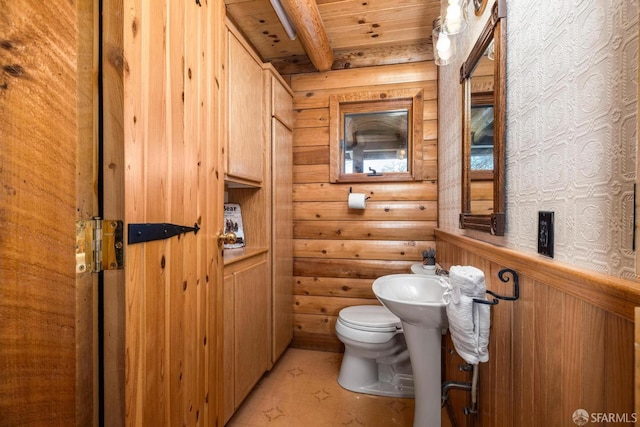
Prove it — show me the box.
[349,187,371,200]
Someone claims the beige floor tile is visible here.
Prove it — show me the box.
[227,348,415,426]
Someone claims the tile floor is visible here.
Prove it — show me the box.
[226,348,415,426]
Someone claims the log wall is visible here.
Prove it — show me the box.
[290,62,437,351]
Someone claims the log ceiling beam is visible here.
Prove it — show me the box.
[270,41,434,76]
[279,0,334,72]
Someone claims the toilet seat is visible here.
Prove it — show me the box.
[338,306,401,332]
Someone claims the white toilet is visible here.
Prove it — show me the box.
[335,305,414,398]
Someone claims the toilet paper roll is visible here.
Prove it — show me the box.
[348,193,367,209]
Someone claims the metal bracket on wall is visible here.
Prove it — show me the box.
[128,222,200,245]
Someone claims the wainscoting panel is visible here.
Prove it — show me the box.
[437,230,638,426]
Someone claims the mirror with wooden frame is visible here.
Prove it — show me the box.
[473,0,488,15]
[329,88,424,183]
[460,1,506,235]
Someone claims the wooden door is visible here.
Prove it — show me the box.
[102,0,226,425]
[0,1,97,426]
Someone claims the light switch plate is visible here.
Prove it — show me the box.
[538,211,554,258]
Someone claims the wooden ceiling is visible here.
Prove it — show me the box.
[225,0,441,75]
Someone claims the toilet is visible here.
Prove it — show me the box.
[335,305,414,398]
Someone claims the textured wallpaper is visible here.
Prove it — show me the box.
[438,0,638,279]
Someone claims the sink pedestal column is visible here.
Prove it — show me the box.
[401,322,441,427]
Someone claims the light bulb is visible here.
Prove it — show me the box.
[445,5,462,33]
[447,5,462,20]
[436,32,452,61]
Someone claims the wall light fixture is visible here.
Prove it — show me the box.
[433,17,456,66]
[442,0,468,35]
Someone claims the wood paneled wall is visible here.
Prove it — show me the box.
[436,230,639,426]
[290,62,437,351]
[1,1,93,425]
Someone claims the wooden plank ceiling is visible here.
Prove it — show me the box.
[225,0,441,75]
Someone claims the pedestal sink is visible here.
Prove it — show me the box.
[372,274,448,427]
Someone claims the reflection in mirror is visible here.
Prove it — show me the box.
[469,43,495,172]
[329,88,423,183]
[470,103,494,171]
[460,1,506,235]
[468,42,495,217]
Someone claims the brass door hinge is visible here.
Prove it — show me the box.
[76,219,124,273]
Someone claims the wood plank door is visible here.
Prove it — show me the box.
[102,0,226,425]
[0,1,98,426]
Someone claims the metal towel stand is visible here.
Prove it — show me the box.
[441,267,520,425]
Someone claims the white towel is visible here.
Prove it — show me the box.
[449,265,486,297]
[442,266,491,365]
[476,302,490,363]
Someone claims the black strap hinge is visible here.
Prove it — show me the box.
[128,222,200,244]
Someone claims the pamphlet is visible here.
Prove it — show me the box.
[223,203,245,249]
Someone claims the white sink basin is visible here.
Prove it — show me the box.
[372,273,447,329]
[372,273,448,426]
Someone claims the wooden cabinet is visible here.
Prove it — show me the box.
[223,254,270,424]
[270,72,293,129]
[224,20,270,259]
[222,24,294,426]
[234,258,270,399]
[266,70,294,362]
[226,25,266,185]
[223,272,234,423]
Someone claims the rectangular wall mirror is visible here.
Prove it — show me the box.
[329,88,424,183]
[460,1,506,235]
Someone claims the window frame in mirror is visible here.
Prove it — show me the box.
[329,88,424,183]
[460,1,506,235]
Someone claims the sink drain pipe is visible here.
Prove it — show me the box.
[441,364,479,427]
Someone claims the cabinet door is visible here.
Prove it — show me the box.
[227,32,265,184]
[271,75,293,129]
[272,118,294,361]
[223,273,235,424]
[234,260,270,405]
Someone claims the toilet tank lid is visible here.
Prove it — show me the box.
[339,305,401,329]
